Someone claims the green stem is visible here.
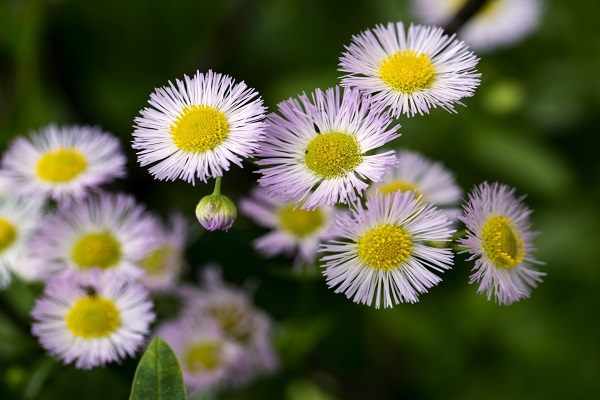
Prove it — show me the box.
[212,176,222,196]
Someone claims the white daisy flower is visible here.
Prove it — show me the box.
[155,317,243,393]
[0,194,44,288]
[31,268,155,370]
[321,191,455,308]
[367,149,462,221]
[412,0,543,52]
[339,21,480,117]
[0,125,126,203]
[132,70,267,184]
[138,213,191,291]
[23,192,157,280]
[240,185,336,268]
[255,86,400,210]
[457,182,544,305]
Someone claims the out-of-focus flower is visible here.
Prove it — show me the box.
[412,0,543,52]
[458,182,544,305]
[31,269,155,369]
[240,186,335,268]
[321,191,454,308]
[256,86,399,210]
[339,21,480,117]
[0,125,125,203]
[132,70,266,184]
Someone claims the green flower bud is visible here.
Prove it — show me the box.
[195,194,237,232]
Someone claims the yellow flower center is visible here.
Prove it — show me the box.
[305,132,362,178]
[0,218,17,253]
[36,149,87,183]
[169,105,229,152]
[450,0,500,17]
[71,232,122,270]
[357,224,413,271]
[65,295,121,338]
[278,203,324,238]
[184,341,222,372]
[379,50,436,94]
[481,215,525,269]
[378,180,423,199]
[139,245,174,276]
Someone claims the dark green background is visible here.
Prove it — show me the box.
[1,0,599,399]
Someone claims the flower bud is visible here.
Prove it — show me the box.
[195,194,237,232]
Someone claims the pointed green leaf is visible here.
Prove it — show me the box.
[129,337,187,400]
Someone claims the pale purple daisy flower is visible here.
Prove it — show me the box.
[179,267,278,385]
[321,191,455,308]
[457,182,544,305]
[155,317,243,393]
[255,86,400,210]
[31,268,155,370]
[0,194,44,288]
[0,125,126,203]
[367,149,462,222]
[339,22,480,117]
[412,0,543,52]
[132,70,267,184]
[240,185,336,268]
[138,213,191,291]
[22,192,157,280]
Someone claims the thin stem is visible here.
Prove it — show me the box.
[443,0,490,35]
[212,176,222,196]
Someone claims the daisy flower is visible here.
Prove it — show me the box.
[412,0,543,52]
[321,191,455,308]
[155,318,242,392]
[0,194,44,288]
[0,125,126,203]
[367,149,462,221]
[457,182,544,305]
[138,213,191,291]
[255,86,400,210]
[339,21,480,117]
[31,268,155,370]
[240,186,335,268]
[132,70,267,184]
[23,192,157,280]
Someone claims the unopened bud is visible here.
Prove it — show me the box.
[195,194,237,232]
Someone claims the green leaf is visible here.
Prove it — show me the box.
[129,337,187,400]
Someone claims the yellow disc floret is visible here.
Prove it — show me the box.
[139,245,174,276]
[0,218,17,253]
[378,180,423,199]
[71,232,122,270]
[36,149,87,183]
[305,132,362,178]
[379,50,436,94]
[278,203,324,238]
[169,105,229,152]
[184,341,222,372]
[65,295,121,338]
[357,224,413,271]
[450,0,500,17]
[481,215,525,269]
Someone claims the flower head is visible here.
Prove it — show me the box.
[23,192,157,280]
[240,185,335,268]
[0,125,126,203]
[132,70,266,184]
[457,182,544,305]
[255,86,400,210]
[0,194,44,288]
[368,149,462,221]
[31,269,155,369]
[412,0,543,52]
[339,22,480,117]
[321,191,455,308]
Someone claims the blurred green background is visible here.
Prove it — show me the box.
[1,0,599,399]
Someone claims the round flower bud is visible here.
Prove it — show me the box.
[195,194,237,232]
